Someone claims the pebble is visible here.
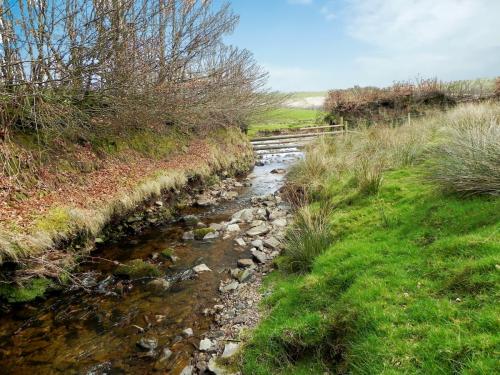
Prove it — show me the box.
[203,231,220,240]
[246,224,270,237]
[221,342,240,358]
[159,347,173,361]
[235,237,246,247]
[193,264,211,273]
[251,249,268,264]
[137,337,158,351]
[183,328,194,337]
[147,278,171,292]
[183,231,195,240]
[237,258,254,268]
[199,338,215,351]
[210,223,224,231]
[272,218,287,227]
[220,281,239,293]
[226,223,241,232]
[180,365,194,375]
[251,239,264,250]
[237,269,253,283]
[263,237,281,250]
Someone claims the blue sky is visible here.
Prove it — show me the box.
[221,0,500,92]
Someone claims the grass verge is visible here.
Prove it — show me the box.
[241,102,500,374]
[243,167,499,374]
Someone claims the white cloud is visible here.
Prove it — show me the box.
[342,0,500,85]
[320,5,335,21]
[288,0,313,5]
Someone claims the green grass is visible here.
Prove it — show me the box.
[242,167,500,374]
[287,91,328,100]
[248,108,325,137]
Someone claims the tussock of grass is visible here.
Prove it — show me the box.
[287,137,337,198]
[280,203,334,273]
[427,103,500,196]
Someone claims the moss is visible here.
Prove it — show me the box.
[193,227,215,240]
[113,259,161,278]
[35,206,71,233]
[0,278,53,303]
[91,128,188,159]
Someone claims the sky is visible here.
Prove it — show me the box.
[221,0,500,92]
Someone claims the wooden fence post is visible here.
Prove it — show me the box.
[408,113,411,126]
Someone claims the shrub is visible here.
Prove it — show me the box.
[324,78,496,126]
[280,204,334,273]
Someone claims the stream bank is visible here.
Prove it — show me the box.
[0,149,302,374]
[0,129,254,303]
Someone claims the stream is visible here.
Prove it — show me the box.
[0,150,302,375]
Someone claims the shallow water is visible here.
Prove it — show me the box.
[0,151,302,375]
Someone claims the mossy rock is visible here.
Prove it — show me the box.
[0,278,53,303]
[182,215,200,226]
[193,227,215,240]
[114,259,161,278]
[161,248,176,259]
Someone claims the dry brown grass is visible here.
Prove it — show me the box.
[290,101,500,198]
[427,103,500,196]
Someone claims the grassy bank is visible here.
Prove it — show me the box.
[240,102,500,373]
[0,126,253,302]
[248,108,325,137]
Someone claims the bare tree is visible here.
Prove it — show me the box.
[0,0,274,137]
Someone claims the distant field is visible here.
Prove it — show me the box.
[248,108,326,137]
[288,91,328,99]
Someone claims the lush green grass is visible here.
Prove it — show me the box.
[242,167,500,374]
[248,108,325,137]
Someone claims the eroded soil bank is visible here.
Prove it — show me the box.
[0,150,302,374]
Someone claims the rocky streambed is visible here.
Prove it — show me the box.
[0,151,301,375]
